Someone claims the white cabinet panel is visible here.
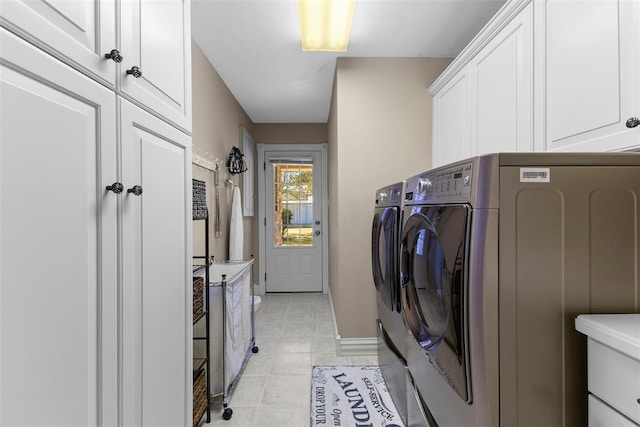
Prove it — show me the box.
[0,0,117,87]
[587,339,640,424]
[433,71,471,167]
[546,0,640,152]
[431,1,534,165]
[121,0,192,133]
[472,2,532,155]
[120,99,191,427]
[589,395,638,427]
[0,0,192,133]
[0,29,118,427]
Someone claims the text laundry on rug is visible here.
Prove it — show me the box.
[311,366,405,427]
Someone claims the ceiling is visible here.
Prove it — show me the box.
[191,0,506,124]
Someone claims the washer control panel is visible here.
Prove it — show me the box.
[406,161,473,203]
[376,181,405,207]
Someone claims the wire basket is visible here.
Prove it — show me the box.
[192,368,207,427]
[193,276,204,321]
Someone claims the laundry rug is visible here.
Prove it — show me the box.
[310,366,405,427]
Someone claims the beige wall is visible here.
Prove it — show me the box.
[328,57,452,338]
[191,41,254,263]
[192,45,451,340]
[253,123,328,144]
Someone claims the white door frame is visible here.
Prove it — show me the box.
[257,143,328,294]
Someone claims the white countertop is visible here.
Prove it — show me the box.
[575,314,640,361]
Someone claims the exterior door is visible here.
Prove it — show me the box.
[265,151,323,292]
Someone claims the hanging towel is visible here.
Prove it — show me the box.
[229,186,243,260]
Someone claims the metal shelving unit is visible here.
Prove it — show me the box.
[193,215,211,426]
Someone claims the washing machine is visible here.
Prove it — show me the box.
[371,181,407,424]
[401,153,640,427]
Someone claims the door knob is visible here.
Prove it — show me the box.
[106,182,124,194]
[126,66,142,78]
[104,49,123,63]
[626,117,640,128]
[127,185,143,196]
[315,230,321,236]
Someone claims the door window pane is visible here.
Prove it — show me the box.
[273,163,313,247]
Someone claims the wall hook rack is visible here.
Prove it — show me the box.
[192,146,224,172]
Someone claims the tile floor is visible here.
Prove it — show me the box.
[199,292,378,426]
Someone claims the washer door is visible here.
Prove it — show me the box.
[400,204,471,402]
[371,206,400,312]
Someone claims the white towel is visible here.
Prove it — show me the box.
[229,186,243,260]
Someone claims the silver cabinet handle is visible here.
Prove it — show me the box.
[106,182,124,194]
[104,49,123,63]
[127,185,143,196]
[126,66,142,78]
[626,117,640,128]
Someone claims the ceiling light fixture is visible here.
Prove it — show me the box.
[298,0,355,51]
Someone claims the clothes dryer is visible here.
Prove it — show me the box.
[371,181,407,424]
[401,153,640,427]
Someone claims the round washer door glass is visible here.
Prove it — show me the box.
[400,212,450,350]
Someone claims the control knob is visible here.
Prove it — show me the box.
[417,179,432,195]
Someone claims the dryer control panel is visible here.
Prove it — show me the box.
[375,181,405,207]
[406,161,474,203]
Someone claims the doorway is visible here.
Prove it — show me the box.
[257,144,328,293]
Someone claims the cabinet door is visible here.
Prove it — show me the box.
[120,0,192,133]
[471,2,533,155]
[0,0,117,87]
[0,29,118,427]
[433,70,471,166]
[120,99,192,427]
[545,0,640,152]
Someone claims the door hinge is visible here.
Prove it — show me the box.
[264,217,266,226]
[264,273,267,282]
[263,162,266,171]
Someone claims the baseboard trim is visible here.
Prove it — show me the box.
[336,337,378,357]
[327,287,378,356]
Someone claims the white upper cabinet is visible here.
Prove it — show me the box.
[471,2,533,156]
[430,0,534,167]
[0,0,117,87]
[544,0,640,152]
[433,70,471,167]
[120,0,192,133]
[0,0,192,133]
[431,0,640,159]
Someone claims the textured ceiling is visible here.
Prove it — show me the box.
[191,0,506,123]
